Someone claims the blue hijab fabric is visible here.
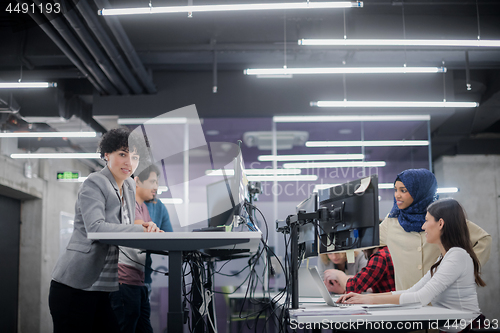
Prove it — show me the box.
[388,168,438,233]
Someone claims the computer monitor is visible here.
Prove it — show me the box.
[317,175,379,253]
[206,149,249,228]
[296,192,319,258]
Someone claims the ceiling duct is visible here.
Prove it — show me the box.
[243,131,309,150]
[0,93,20,113]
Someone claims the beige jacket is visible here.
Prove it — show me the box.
[380,216,491,291]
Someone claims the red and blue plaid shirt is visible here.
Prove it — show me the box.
[345,246,395,294]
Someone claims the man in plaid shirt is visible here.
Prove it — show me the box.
[323,246,395,294]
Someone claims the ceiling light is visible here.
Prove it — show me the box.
[299,39,500,48]
[0,132,96,138]
[311,101,479,108]
[314,184,341,191]
[99,1,363,16]
[436,187,459,194]
[205,170,235,176]
[247,175,318,182]
[274,115,430,122]
[244,67,446,75]
[283,161,386,168]
[315,183,457,193]
[258,154,364,161]
[256,74,293,79]
[205,169,302,176]
[157,186,169,194]
[376,183,459,193]
[10,153,100,159]
[117,117,187,125]
[57,177,88,183]
[0,82,57,89]
[306,140,429,147]
[245,169,301,175]
[315,183,393,191]
[160,198,184,205]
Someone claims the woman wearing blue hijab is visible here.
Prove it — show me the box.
[379,168,491,291]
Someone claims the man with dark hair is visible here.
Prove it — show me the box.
[110,165,162,333]
[144,165,173,286]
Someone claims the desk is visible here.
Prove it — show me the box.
[88,231,262,333]
[288,302,477,332]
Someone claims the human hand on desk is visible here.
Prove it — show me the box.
[323,269,347,294]
[142,221,164,233]
[336,292,373,304]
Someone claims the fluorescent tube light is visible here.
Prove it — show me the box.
[256,74,293,79]
[315,183,393,191]
[0,132,96,138]
[315,183,458,193]
[245,67,446,75]
[57,177,88,183]
[436,187,459,194]
[247,175,318,182]
[314,184,341,191]
[10,153,100,159]
[205,169,302,176]
[160,198,184,205]
[306,140,429,147]
[205,170,235,176]
[118,117,187,125]
[157,186,169,195]
[99,1,363,16]
[376,184,459,193]
[299,39,500,48]
[245,169,302,175]
[258,154,364,161]
[0,82,57,89]
[311,101,479,108]
[274,115,430,122]
[283,161,386,168]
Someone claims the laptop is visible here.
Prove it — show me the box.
[308,266,353,307]
[308,267,422,310]
[298,264,323,298]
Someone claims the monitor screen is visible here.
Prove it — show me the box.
[296,192,319,258]
[206,149,249,228]
[317,175,379,253]
[206,179,235,227]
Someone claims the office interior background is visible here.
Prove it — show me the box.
[1,0,500,332]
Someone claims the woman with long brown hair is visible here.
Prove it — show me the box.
[338,198,485,328]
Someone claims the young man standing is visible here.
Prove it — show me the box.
[110,165,161,333]
[144,168,173,286]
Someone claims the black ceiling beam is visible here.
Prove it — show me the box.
[94,0,156,94]
[18,1,105,94]
[31,0,118,94]
[60,0,130,95]
[72,0,144,95]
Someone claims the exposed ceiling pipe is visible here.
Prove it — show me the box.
[60,0,130,95]
[72,0,144,95]
[94,0,157,94]
[18,3,105,94]
[31,0,118,95]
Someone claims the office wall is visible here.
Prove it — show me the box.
[434,155,500,321]
[0,154,91,333]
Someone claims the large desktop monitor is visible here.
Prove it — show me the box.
[206,150,249,228]
[317,175,379,253]
[296,192,319,258]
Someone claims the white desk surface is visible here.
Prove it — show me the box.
[289,302,477,323]
[88,231,261,240]
[87,231,262,252]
